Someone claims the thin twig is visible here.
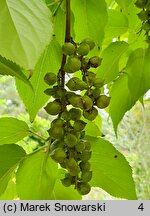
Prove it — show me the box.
[52,0,64,17]
[29,130,47,142]
[47,1,60,7]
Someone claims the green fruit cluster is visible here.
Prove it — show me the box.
[43,38,111,196]
[62,38,102,73]
[47,115,92,195]
[135,0,150,39]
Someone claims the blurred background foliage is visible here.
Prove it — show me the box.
[0,76,149,199]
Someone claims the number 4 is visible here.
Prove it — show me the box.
[138,203,144,211]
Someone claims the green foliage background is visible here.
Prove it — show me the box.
[0,77,150,199]
[0,0,150,200]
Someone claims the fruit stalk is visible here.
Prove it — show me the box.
[65,0,71,42]
[59,0,71,88]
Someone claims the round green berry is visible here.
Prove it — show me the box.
[135,0,148,8]
[73,120,86,132]
[96,95,111,109]
[79,161,91,171]
[69,95,84,109]
[50,147,66,163]
[61,177,72,187]
[142,21,150,31]
[44,72,57,85]
[80,150,92,161]
[62,42,76,56]
[137,10,148,21]
[48,126,64,139]
[44,101,61,115]
[69,108,81,120]
[84,140,91,150]
[89,56,102,68]
[77,43,90,56]
[66,158,80,176]
[75,140,86,152]
[64,133,78,147]
[61,110,71,121]
[82,38,95,50]
[66,77,87,91]
[50,139,64,151]
[81,171,92,182]
[82,95,93,110]
[67,56,81,72]
[77,182,91,195]
[93,78,104,88]
[44,88,56,96]
[51,118,64,127]
[83,107,98,121]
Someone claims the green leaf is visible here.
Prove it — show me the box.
[71,0,108,46]
[85,121,102,137]
[16,38,62,122]
[105,0,114,6]
[0,179,17,200]
[53,7,66,46]
[126,48,150,101]
[97,42,129,84]
[0,144,26,196]
[54,4,75,46]
[0,117,29,145]
[87,136,137,199]
[109,74,136,133]
[0,56,31,86]
[115,0,132,11]
[0,0,53,69]
[127,1,145,50]
[16,150,58,200]
[105,10,128,39]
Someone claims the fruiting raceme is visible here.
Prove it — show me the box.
[44,38,109,196]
